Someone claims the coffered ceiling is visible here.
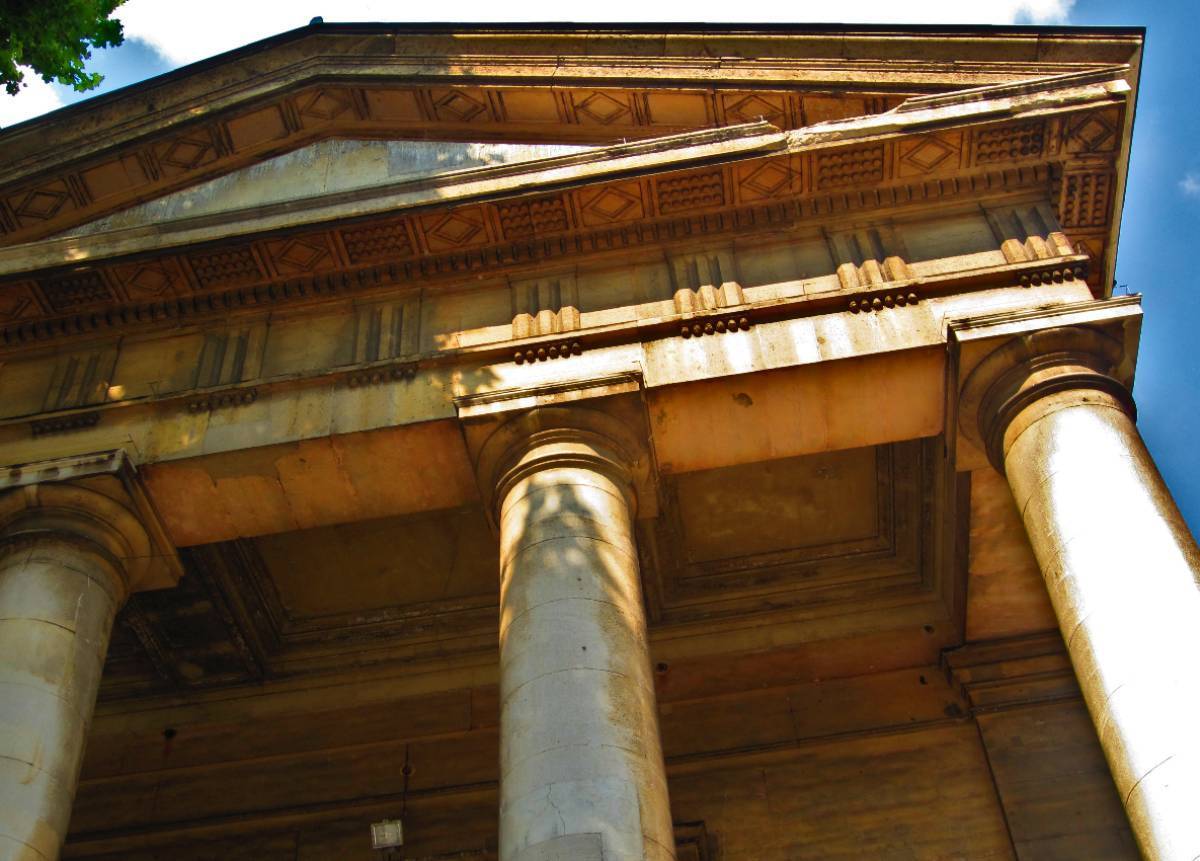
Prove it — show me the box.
[104,436,958,700]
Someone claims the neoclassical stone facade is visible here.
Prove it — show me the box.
[0,21,1194,861]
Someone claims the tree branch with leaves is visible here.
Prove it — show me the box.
[0,0,125,97]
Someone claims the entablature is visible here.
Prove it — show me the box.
[0,203,1092,454]
[0,68,1129,349]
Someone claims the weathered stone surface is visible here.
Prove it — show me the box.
[0,22,1171,861]
[488,410,674,860]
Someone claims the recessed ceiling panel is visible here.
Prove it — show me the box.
[673,447,879,564]
[255,506,498,620]
[643,440,931,624]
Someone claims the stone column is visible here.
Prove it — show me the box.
[478,408,675,861]
[966,327,1200,861]
[0,479,166,861]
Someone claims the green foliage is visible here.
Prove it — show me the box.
[0,0,126,97]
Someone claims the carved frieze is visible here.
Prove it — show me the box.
[657,168,727,214]
[1057,169,1113,229]
[815,143,886,189]
[577,180,648,227]
[571,90,637,125]
[0,160,1058,347]
[263,233,341,277]
[1062,108,1120,155]
[185,246,265,290]
[152,129,223,179]
[734,154,802,203]
[341,221,415,263]
[0,281,39,321]
[109,258,189,301]
[0,83,902,247]
[973,120,1044,165]
[420,206,492,253]
[38,269,114,312]
[497,194,570,238]
[724,91,789,126]
[897,130,964,177]
[5,178,80,230]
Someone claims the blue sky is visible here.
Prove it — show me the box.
[2,0,1197,533]
[1067,0,1200,533]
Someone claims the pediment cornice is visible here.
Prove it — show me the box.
[0,71,1130,348]
[0,25,1141,247]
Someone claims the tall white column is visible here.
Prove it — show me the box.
[0,475,170,861]
[479,408,675,861]
[968,327,1200,860]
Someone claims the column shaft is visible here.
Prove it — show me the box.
[0,536,126,861]
[1002,389,1200,860]
[497,456,674,861]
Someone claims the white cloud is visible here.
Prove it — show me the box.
[119,0,1075,66]
[0,69,66,129]
[1182,173,1200,198]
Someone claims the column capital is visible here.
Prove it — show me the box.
[474,406,649,521]
[0,450,182,595]
[960,325,1136,472]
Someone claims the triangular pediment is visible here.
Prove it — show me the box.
[0,26,1141,252]
[59,139,594,238]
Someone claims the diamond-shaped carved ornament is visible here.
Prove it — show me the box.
[160,137,215,170]
[126,264,174,297]
[740,159,794,198]
[576,92,630,125]
[14,188,70,220]
[583,187,640,222]
[275,238,330,272]
[1069,114,1116,153]
[428,212,484,245]
[0,286,35,321]
[901,137,956,172]
[433,90,489,122]
[299,90,353,121]
[726,94,785,125]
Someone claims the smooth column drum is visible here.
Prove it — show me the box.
[490,415,675,861]
[1002,389,1200,861]
[965,326,1200,861]
[0,535,126,861]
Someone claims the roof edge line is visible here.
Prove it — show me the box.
[895,65,1131,113]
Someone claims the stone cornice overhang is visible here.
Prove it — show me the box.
[0,71,1130,350]
[0,23,1142,246]
[0,123,789,272]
